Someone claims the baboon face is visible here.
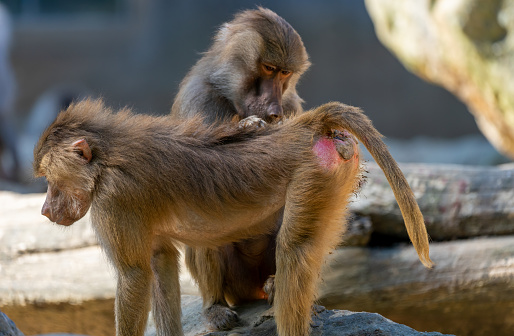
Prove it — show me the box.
[195,7,310,124]
[41,180,92,226]
[35,138,93,226]
[239,62,294,122]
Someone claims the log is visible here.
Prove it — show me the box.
[320,236,514,336]
[351,162,514,240]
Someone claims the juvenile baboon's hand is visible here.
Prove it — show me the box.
[238,115,268,130]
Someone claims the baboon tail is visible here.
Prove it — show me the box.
[299,102,434,268]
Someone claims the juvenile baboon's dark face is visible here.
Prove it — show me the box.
[239,62,294,123]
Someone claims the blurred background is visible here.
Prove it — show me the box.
[0,1,513,336]
[0,0,510,186]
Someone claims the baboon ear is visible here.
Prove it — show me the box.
[72,139,92,163]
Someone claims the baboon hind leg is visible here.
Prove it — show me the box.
[274,162,360,336]
[185,246,239,330]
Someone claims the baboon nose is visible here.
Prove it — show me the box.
[41,203,52,219]
[267,104,283,122]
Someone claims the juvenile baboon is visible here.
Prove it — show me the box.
[35,99,432,336]
[171,8,312,329]
[171,7,310,124]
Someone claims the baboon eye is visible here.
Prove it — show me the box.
[262,64,276,74]
[281,70,291,76]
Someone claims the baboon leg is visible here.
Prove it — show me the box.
[115,270,152,336]
[274,164,359,336]
[111,245,153,336]
[151,237,182,336]
[115,267,152,336]
[185,246,239,330]
[93,214,155,336]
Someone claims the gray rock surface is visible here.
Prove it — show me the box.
[0,192,194,306]
[0,311,23,336]
[145,295,452,336]
[365,0,514,158]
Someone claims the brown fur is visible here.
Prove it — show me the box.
[34,99,432,336]
[171,7,310,123]
[171,8,311,329]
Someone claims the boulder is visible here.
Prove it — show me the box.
[144,295,452,336]
[365,0,514,158]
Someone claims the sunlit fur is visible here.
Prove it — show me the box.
[170,8,311,330]
[34,99,432,336]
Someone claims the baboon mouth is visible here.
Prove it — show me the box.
[55,216,77,226]
[265,116,283,124]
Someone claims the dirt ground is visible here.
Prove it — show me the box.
[2,299,115,336]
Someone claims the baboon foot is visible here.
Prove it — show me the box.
[204,304,240,331]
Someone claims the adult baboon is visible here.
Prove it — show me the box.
[35,99,432,336]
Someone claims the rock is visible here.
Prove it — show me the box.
[0,246,116,306]
[351,162,514,240]
[1,189,510,335]
[0,311,23,336]
[365,0,514,158]
[0,171,511,335]
[319,236,514,336]
[4,238,509,335]
[145,295,451,336]
[321,236,514,309]
[342,215,373,246]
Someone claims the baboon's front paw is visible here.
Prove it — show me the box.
[204,304,240,331]
[238,115,268,130]
[263,275,275,305]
